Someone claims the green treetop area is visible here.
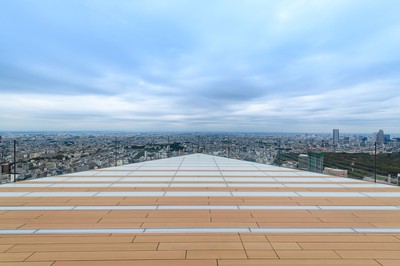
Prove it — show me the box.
[277,152,400,180]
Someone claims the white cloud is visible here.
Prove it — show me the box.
[1,0,400,132]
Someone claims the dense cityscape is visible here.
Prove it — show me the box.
[1,130,400,184]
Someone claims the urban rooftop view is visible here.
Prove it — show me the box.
[1,130,400,185]
[1,0,400,265]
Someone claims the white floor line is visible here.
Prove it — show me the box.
[1,227,400,234]
[1,205,399,211]
[3,182,393,188]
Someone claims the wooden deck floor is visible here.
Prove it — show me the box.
[1,154,400,265]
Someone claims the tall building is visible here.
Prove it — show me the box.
[333,129,339,146]
[384,134,391,144]
[376,129,384,144]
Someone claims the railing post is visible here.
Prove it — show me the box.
[374,142,377,183]
[13,140,16,182]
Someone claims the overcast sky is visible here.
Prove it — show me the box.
[1,0,400,133]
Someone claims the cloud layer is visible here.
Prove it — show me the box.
[1,0,400,133]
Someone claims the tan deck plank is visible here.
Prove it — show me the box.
[7,243,158,252]
[242,242,273,250]
[52,260,218,266]
[133,234,241,243]
[271,242,302,250]
[26,250,186,261]
[275,250,340,259]
[337,250,400,259]
[0,252,33,262]
[0,245,13,252]
[299,242,400,250]
[376,260,400,266]
[218,259,381,265]
[186,250,247,259]
[245,250,278,258]
[158,242,244,250]
[0,236,135,244]
[0,263,54,266]
[266,234,400,243]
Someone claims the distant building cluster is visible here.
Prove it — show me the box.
[0,133,278,181]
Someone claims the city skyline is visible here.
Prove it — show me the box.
[1,1,400,132]
[0,129,397,137]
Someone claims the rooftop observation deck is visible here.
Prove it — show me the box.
[1,154,400,265]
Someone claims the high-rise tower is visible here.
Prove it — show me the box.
[333,129,339,146]
[376,129,384,144]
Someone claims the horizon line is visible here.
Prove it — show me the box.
[0,130,397,135]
